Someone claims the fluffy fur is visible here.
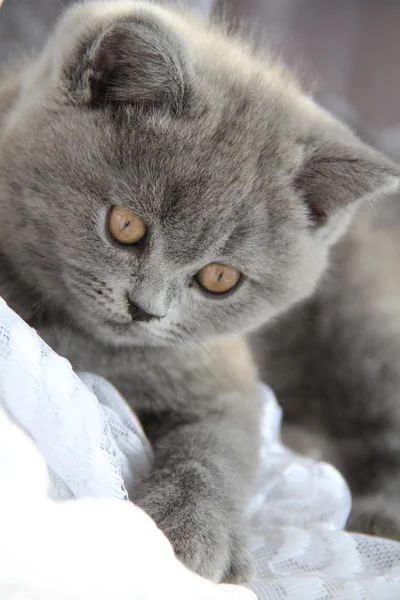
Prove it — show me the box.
[0,1,398,581]
[252,118,400,541]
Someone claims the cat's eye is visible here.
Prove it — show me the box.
[108,207,146,245]
[196,263,241,295]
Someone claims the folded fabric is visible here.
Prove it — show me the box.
[0,406,255,600]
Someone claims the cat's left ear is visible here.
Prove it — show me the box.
[64,18,187,109]
[296,133,400,228]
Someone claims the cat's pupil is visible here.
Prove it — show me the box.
[122,220,131,231]
[217,272,223,283]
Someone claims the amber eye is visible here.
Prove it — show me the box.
[108,207,147,245]
[196,263,241,295]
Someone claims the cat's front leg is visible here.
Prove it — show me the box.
[133,404,259,583]
[111,339,260,582]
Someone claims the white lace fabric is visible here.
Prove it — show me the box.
[0,296,399,599]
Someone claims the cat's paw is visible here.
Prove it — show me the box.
[170,516,254,584]
[347,496,400,541]
[134,486,253,583]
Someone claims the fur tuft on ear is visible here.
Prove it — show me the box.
[69,19,186,109]
[296,138,400,227]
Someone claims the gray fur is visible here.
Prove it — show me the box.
[252,109,400,541]
[0,1,398,581]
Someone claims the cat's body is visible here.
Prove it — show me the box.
[253,183,400,540]
[0,1,398,582]
[251,104,400,539]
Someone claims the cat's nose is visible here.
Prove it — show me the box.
[128,299,159,322]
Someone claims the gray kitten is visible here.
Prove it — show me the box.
[252,104,400,542]
[0,1,398,582]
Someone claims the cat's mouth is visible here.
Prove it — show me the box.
[104,317,155,338]
[66,292,179,347]
[105,318,135,329]
[100,316,177,347]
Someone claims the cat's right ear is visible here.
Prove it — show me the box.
[63,19,187,110]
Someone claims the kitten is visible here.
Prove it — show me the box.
[0,1,398,581]
[252,105,400,541]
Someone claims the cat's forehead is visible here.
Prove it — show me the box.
[114,96,295,203]
[119,117,267,229]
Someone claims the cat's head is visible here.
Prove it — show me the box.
[0,2,398,347]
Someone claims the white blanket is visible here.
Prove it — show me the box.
[1,296,400,599]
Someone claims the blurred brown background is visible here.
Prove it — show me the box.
[1,0,399,138]
[217,0,400,134]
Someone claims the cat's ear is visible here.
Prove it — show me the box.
[296,135,400,227]
[67,19,186,108]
